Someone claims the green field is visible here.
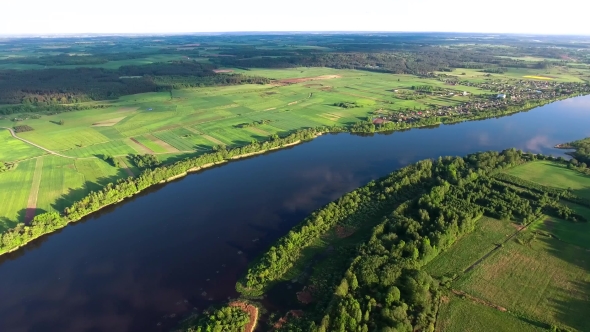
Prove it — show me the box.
[503,161,590,199]
[0,159,37,228]
[425,217,517,278]
[454,227,590,331]
[0,130,46,162]
[436,294,544,332]
[0,64,587,225]
[432,162,590,331]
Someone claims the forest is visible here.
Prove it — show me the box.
[235,149,587,331]
[0,61,269,105]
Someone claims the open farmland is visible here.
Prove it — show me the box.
[433,163,590,331]
[453,226,590,331]
[0,65,586,224]
[0,130,46,162]
[436,294,544,332]
[425,217,518,278]
[503,161,590,199]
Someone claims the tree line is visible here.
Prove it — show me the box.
[0,128,320,255]
[0,61,268,105]
[236,148,588,332]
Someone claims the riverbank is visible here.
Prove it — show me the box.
[0,93,586,258]
[236,151,590,331]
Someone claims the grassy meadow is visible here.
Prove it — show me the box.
[425,217,517,278]
[503,161,590,199]
[436,294,545,332]
[433,163,590,331]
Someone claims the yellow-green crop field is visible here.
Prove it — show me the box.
[0,67,584,227]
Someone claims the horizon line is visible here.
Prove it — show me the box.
[1,31,590,39]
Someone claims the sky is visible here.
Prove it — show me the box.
[2,0,588,36]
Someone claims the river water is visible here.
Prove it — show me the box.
[1,96,590,331]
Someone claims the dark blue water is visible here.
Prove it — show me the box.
[1,96,589,332]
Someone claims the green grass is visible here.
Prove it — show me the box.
[425,217,517,278]
[0,159,36,226]
[132,135,167,153]
[454,226,590,331]
[436,294,545,332]
[0,130,46,162]
[0,66,587,235]
[503,161,590,199]
[36,156,86,213]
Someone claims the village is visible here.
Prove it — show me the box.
[372,78,590,125]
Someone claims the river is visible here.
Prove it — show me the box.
[1,96,589,331]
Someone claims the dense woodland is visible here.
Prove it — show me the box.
[183,306,249,332]
[0,61,268,105]
[236,149,586,331]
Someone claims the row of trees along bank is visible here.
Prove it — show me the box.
[236,150,587,332]
[0,92,586,256]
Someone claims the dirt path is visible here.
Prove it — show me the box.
[128,137,154,154]
[451,289,507,312]
[145,134,180,153]
[228,302,258,332]
[116,157,135,177]
[461,220,531,274]
[24,157,44,223]
[1,127,75,159]
[275,74,341,85]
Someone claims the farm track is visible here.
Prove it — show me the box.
[24,157,44,223]
[1,127,78,159]
[461,219,531,275]
[116,157,135,177]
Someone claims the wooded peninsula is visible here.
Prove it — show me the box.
[217,147,590,332]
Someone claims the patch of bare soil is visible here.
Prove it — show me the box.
[274,310,304,329]
[201,134,225,146]
[116,157,135,177]
[91,117,126,127]
[296,285,316,304]
[213,69,234,73]
[146,134,180,153]
[335,225,356,238]
[228,302,258,332]
[510,223,527,231]
[129,138,154,154]
[275,75,341,85]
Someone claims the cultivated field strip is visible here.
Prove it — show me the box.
[24,158,44,223]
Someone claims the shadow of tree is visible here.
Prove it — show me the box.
[51,173,128,213]
[537,234,590,331]
[0,217,15,233]
[17,207,48,224]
